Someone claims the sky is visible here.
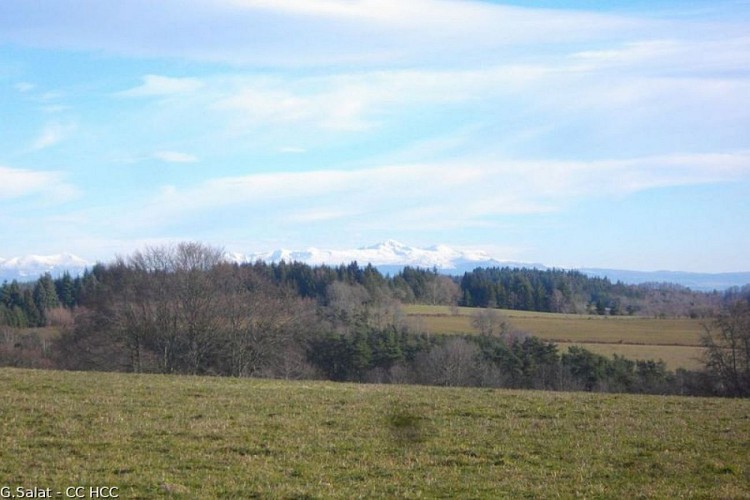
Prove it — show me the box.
[1,0,749,272]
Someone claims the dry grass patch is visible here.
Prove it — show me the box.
[557,342,706,371]
[404,305,706,369]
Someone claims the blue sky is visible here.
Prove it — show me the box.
[1,0,749,272]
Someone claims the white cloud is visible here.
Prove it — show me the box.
[223,0,391,20]
[223,0,642,43]
[0,165,78,201]
[118,75,204,97]
[284,208,354,223]
[117,29,749,147]
[215,84,373,131]
[40,104,71,113]
[31,122,76,150]
[279,146,306,154]
[114,151,750,234]
[0,0,662,67]
[153,151,199,163]
[2,1,748,271]
[570,36,750,76]
[207,66,550,135]
[14,82,35,92]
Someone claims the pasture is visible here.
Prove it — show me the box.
[1,368,749,498]
[404,305,707,370]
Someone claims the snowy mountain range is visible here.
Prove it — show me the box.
[1,241,526,284]
[0,254,90,283]
[228,239,544,275]
[2,241,749,291]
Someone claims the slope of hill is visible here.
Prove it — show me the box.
[2,367,748,498]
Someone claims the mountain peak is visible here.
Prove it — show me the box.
[364,240,410,252]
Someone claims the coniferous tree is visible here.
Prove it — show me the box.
[56,272,75,308]
[3,281,24,309]
[22,290,42,327]
[33,274,61,325]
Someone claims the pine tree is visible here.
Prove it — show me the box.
[0,304,9,326]
[32,282,48,325]
[371,327,403,369]
[10,306,28,328]
[56,272,75,308]
[23,289,42,327]
[350,331,373,379]
[33,273,60,320]
[4,281,24,309]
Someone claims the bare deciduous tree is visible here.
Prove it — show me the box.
[417,337,479,387]
[471,308,509,337]
[701,300,750,396]
[424,275,460,306]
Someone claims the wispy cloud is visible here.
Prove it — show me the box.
[106,28,750,152]
[40,104,71,114]
[118,75,204,97]
[214,81,375,131]
[0,165,78,202]
[284,208,354,223]
[153,151,199,163]
[0,0,667,67]
[2,1,747,74]
[2,0,748,270]
[14,82,35,92]
[111,151,750,235]
[31,122,76,150]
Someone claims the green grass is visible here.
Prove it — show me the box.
[1,368,749,498]
[404,305,707,370]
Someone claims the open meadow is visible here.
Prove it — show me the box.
[404,305,707,370]
[1,367,749,498]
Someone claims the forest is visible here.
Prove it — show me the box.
[1,242,748,396]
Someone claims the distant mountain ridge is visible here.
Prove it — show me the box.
[232,240,749,291]
[230,239,546,276]
[2,242,748,291]
[578,268,750,292]
[0,254,89,283]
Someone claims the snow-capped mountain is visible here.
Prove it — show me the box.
[0,254,90,283]
[231,240,545,275]
[5,244,747,291]
[230,241,750,289]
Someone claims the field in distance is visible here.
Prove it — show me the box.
[404,305,707,370]
[1,368,748,498]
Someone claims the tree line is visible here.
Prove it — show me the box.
[2,250,741,329]
[1,242,748,396]
[0,272,81,328]
[458,267,733,317]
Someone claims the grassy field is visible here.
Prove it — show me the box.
[557,342,705,370]
[404,305,707,370]
[1,368,749,498]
